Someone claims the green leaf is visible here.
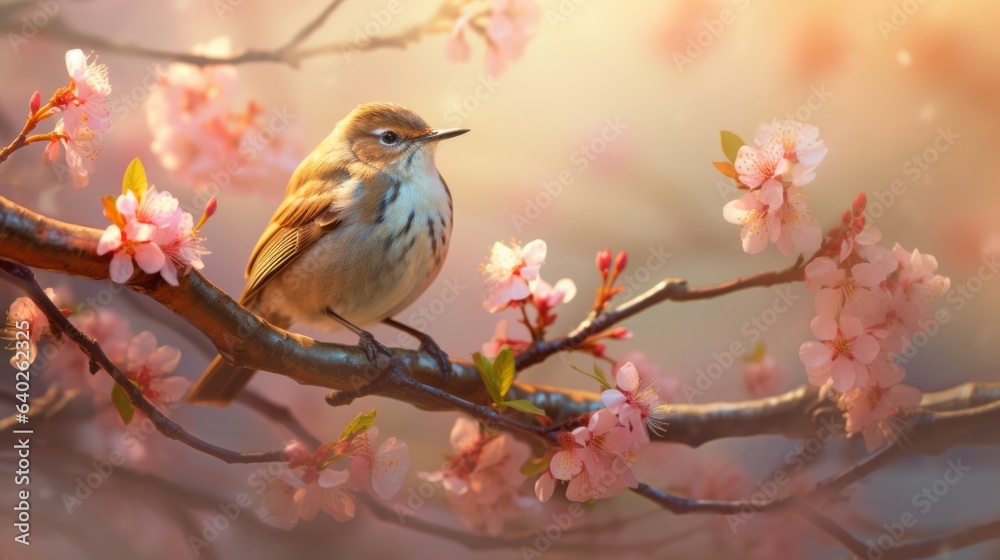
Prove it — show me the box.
[502,399,547,417]
[111,383,134,425]
[571,364,613,390]
[520,455,552,477]
[494,347,515,399]
[720,130,745,164]
[472,352,502,406]
[339,408,377,442]
[121,157,148,200]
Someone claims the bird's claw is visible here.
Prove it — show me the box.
[358,330,391,363]
[419,335,452,384]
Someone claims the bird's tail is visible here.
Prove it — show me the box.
[186,355,256,406]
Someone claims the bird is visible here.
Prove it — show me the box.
[187,102,468,405]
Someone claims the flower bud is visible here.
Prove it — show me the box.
[841,210,852,225]
[613,251,627,275]
[596,249,612,275]
[852,192,867,216]
[29,91,41,115]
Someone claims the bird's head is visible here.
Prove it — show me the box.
[338,102,468,176]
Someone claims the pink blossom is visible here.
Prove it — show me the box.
[753,120,827,186]
[805,256,889,320]
[734,141,788,198]
[601,362,666,448]
[61,49,112,134]
[548,409,637,502]
[347,427,410,500]
[743,352,788,398]
[773,185,822,257]
[892,245,951,311]
[722,185,783,254]
[481,239,546,312]
[419,418,535,536]
[445,13,473,62]
[481,319,530,358]
[485,0,541,75]
[4,288,59,368]
[799,314,880,392]
[257,442,356,529]
[44,120,101,188]
[97,184,210,286]
[840,224,882,263]
[614,351,680,403]
[531,277,576,310]
[124,331,190,411]
[840,382,922,451]
[145,38,304,196]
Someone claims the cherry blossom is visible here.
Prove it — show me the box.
[97,183,211,286]
[481,319,530,358]
[742,350,788,398]
[4,288,59,368]
[44,120,101,188]
[481,239,546,311]
[614,351,680,403]
[145,38,304,197]
[124,331,190,412]
[840,381,922,451]
[547,409,637,502]
[722,185,783,254]
[485,0,541,75]
[61,49,112,134]
[601,362,667,448]
[799,313,880,392]
[347,427,410,500]
[773,185,823,257]
[753,120,827,186]
[419,418,536,536]
[257,442,356,529]
[734,140,788,202]
[805,256,889,320]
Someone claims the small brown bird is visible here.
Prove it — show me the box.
[187,102,468,405]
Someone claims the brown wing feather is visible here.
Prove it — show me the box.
[240,181,343,304]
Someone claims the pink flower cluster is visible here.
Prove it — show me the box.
[446,0,541,75]
[257,428,409,530]
[798,196,950,450]
[123,331,190,412]
[145,38,304,197]
[536,362,666,502]
[97,179,214,286]
[480,239,577,355]
[419,417,536,536]
[723,120,826,256]
[43,49,112,188]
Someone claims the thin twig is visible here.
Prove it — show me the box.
[0,259,284,464]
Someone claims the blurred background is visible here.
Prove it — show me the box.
[1,0,999,558]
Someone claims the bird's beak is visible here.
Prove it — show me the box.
[417,128,470,142]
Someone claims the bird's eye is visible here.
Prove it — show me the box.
[379,131,399,145]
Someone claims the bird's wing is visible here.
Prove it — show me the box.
[239,181,343,305]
